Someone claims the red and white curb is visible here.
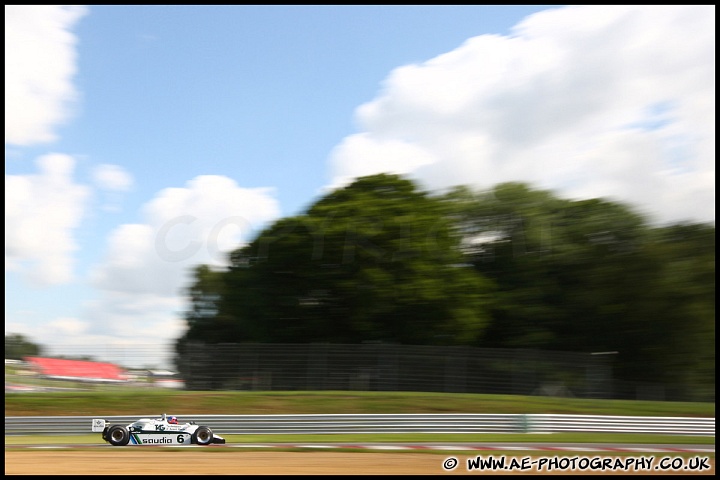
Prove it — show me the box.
[231,444,715,453]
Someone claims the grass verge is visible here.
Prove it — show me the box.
[5,390,715,417]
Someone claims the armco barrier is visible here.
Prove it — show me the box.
[4,414,715,436]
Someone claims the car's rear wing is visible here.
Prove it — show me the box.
[91,418,107,432]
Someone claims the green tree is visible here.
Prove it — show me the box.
[441,182,714,398]
[5,333,43,359]
[178,264,231,344]
[174,264,237,381]
[639,223,715,400]
[439,183,571,348]
[189,173,495,346]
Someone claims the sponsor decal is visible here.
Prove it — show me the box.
[142,437,173,444]
[130,433,191,445]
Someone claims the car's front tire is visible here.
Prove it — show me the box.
[192,426,213,445]
[107,425,130,446]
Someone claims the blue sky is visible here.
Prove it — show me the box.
[5,5,715,369]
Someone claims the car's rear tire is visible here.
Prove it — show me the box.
[107,425,130,446]
[192,426,213,445]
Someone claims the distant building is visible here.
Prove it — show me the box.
[24,356,128,383]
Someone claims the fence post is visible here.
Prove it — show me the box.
[517,414,532,433]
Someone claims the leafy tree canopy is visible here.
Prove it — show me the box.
[5,333,43,360]
[180,174,495,347]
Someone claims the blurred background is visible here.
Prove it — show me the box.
[6,178,715,403]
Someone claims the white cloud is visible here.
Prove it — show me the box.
[92,164,134,212]
[86,293,185,336]
[329,5,715,226]
[8,176,281,368]
[4,5,87,146]
[45,316,88,336]
[5,153,91,285]
[326,133,437,192]
[75,175,281,363]
[92,164,134,192]
[90,175,281,295]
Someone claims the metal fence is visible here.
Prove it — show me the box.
[177,343,627,399]
[8,342,708,402]
[5,414,715,436]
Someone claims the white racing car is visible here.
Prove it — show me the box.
[91,413,226,446]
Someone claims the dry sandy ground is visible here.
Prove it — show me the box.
[5,450,715,476]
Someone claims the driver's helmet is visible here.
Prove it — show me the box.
[168,416,179,424]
